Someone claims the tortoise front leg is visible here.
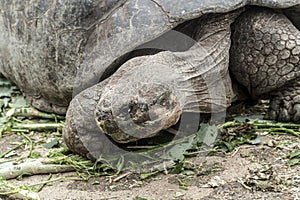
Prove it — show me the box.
[230,8,300,122]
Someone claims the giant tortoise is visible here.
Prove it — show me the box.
[0,1,300,167]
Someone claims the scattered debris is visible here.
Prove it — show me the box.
[242,165,282,192]
[202,176,227,188]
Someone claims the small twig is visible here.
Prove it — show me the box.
[0,142,25,158]
[19,132,34,158]
[97,197,119,200]
[237,178,252,190]
[163,161,169,175]
[113,172,132,182]
[28,176,86,188]
[36,174,53,192]
[226,146,241,157]
[184,150,209,156]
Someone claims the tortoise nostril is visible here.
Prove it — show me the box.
[128,100,151,124]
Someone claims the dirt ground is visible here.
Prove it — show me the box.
[1,131,300,200]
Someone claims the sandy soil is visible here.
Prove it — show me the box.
[1,132,300,200]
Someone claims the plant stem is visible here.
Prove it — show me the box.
[12,123,64,132]
[19,132,34,158]
[28,176,87,188]
[0,158,75,180]
[0,178,40,200]
[0,142,25,158]
[13,107,65,120]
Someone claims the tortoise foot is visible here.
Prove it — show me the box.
[269,78,300,122]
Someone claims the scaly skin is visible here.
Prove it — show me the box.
[230,8,300,122]
[269,78,300,122]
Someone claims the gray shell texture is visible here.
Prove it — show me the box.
[0,0,299,114]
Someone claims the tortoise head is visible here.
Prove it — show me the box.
[95,84,182,143]
[95,60,184,143]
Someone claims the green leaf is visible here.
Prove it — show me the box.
[0,86,14,97]
[162,123,218,163]
[194,124,219,147]
[287,149,300,159]
[0,77,19,98]
[169,162,184,174]
[43,138,60,149]
[9,95,29,108]
[163,137,194,161]
[287,158,300,167]
[30,151,41,159]
[222,141,235,152]
[116,156,124,173]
